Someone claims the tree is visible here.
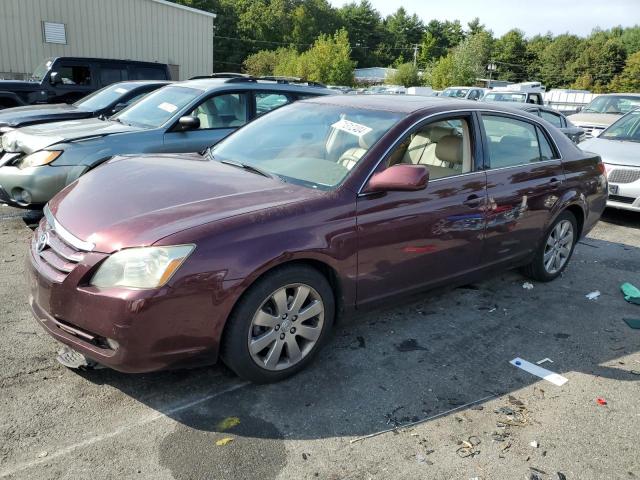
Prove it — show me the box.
[537,34,583,88]
[427,32,492,88]
[467,17,486,36]
[525,33,553,80]
[569,32,626,92]
[493,29,527,82]
[609,51,640,92]
[338,1,384,67]
[387,62,420,86]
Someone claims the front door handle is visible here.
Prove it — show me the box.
[549,178,561,189]
[463,194,483,208]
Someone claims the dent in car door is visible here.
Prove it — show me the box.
[480,113,565,265]
[356,113,488,305]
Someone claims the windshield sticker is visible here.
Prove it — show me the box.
[331,119,372,137]
[114,87,128,94]
[158,102,178,113]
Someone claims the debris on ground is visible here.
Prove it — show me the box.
[536,358,554,365]
[302,453,309,460]
[216,416,240,431]
[395,338,427,352]
[215,437,234,446]
[37,451,48,458]
[621,282,640,305]
[557,472,568,480]
[585,290,601,300]
[523,282,534,290]
[596,397,607,406]
[529,440,539,448]
[456,436,481,458]
[623,318,640,329]
[415,452,434,465]
[510,358,568,386]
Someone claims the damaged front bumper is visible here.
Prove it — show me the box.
[0,163,76,208]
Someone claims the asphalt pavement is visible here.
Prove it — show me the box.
[0,204,638,480]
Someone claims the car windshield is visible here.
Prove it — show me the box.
[600,110,640,142]
[210,102,402,190]
[74,83,136,111]
[482,92,526,103]
[30,59,53,82]
[442,88,469,98]
[582,95,640,114]
[113,85,202,129]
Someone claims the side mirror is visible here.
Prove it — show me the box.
[177,116,200,131]
[575,105,583,113]
[49,72,61,85]
[364,164,429,193]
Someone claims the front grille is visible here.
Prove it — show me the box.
[581,125,605,138]
[608,168,640,184]
[32,217,85,283]
[609,194,635,204]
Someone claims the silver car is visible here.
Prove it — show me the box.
[580,109,640,212]
[568,93,640,138]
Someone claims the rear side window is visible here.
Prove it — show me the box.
[100,67,127,86]
[255,92,290,117]
[129,66,167,80]
[536,126,558,160]
[540,110,563,128]
[481,115,544,168]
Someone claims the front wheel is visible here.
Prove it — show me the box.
[221,265,335,383]
[522,211,578,282]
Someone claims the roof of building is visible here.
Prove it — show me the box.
[150,0,216,18]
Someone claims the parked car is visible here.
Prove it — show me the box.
[441,86,485,101]
[568,93,640,138]
[27,96,607,382]
[481,83,545,105]
[0,76,334,208]
[0,80,169,135]
[580,109,640,212]
[0,57,171,108]
[484,102,585,143]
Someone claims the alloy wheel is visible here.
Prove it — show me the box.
[543,219,574,274]
[248,283,324,371]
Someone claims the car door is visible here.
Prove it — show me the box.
[356,112,488,305]
[162,91,249,152]
[479,112,565,266]
[48,59,95,103]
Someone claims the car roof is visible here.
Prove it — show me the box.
[596,93,640,98]
[112,80,172,87]
[444,86,474,89]
[174,77,334,95]
[301,94,507,114]
[49,56,168,67]
[484,102,560,114]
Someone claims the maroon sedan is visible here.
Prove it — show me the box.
[27,95,607,383]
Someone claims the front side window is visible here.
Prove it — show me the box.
[57,65,91,85]
[211,102,402,189]
[442,88,469,98]
[583,95,640,114]
[385,118,473,180]
[255,92,290,116]
[482,92,527,103]
[188,93,248,129]
[31,58,53,82]
[482,115,548,168]
[74,83,135,111]
[114,85,202,129]
[540,110,563,128]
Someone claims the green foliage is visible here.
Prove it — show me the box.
[387,62,420,87]
[569,32,627,92]
[493,29,527,82]
[609,51,640,92]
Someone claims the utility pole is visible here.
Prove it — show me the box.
[413,44,419,66]
[487,62,497,87]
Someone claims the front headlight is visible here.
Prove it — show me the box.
[19,150,62,169]
[90,245,195,289]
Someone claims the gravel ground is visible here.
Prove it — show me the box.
[0,204,638,480]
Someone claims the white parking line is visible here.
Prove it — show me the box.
[0,381,250,478]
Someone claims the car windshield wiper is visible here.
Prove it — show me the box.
[220,159,275,179]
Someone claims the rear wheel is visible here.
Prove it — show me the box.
[221,265,334,383]
[523,211,577,282]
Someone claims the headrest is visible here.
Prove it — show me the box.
[435,135,463,164]
[426,125,455,143]
[358,131,376,149]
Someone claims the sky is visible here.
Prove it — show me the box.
[328,0,640,37]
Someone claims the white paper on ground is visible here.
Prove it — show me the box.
[510,357,568,386]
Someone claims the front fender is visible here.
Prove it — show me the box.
[0,91,27,107]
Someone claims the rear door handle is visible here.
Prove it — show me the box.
[463,194,483,208]
[549,178,561,189]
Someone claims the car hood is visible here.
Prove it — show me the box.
[579,137,640,167]
[567,112,621,127]
[0,103,90,128]
[49,154,322,253]
[1,118,140,154]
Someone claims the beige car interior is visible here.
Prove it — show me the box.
[389,120,473,179]
[192,94,247,129]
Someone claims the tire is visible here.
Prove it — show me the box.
[522,210,578,282]
[220,265,335,383]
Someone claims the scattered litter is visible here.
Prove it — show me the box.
[557,472,568,480]
[522,282,534,290]
[37,451,48,458]
[596,397,607,406]
[215,437,234,446]
[585,290,601,300]
[395,338,427,352]
[302,453,309,460]
[510,357,568,386]
[216,416,240,432]
[488,307,497,313]
[456,436,481,458]
[536,358,554,365]
[529,440,539,448]
[415,453,433,465]
[56,346,102,370]
[508,395,525,407]
[621,282,640,305]
[530,466,548,475]
[530,473,543,480]
[554,333,570,339]
[623,318,640,330]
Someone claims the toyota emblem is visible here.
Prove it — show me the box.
[36,231,49,253]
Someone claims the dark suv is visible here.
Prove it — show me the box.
[0,57,171,109]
